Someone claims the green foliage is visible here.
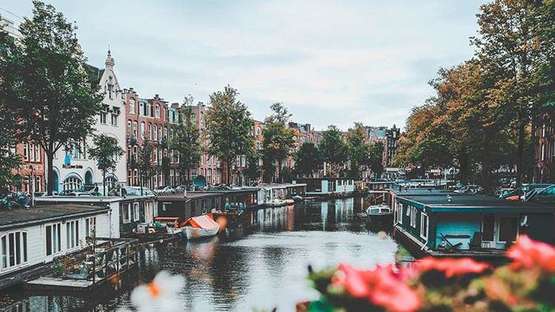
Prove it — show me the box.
[205,86,254,184]
[346,123,372,179]
[368,142,384,179]
[244,152,261,185]
[295,142,321,178]
[0,95,20,190]
[88,134,123,195]
[170,105,201,184]
[262,103,296,183]
[0,0,103,194]
[319,126,348,177]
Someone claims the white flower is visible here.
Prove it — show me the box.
[128,271,185,312]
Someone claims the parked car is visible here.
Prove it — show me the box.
[154,186,176,194]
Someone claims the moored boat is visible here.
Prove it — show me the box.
[181,214,220,240]
[365,203,392,218]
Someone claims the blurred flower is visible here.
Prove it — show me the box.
[483,277,519,306]
[333,263,421,312]
[507,235,555,272]
[415,257,490,278]
[129,271,185,312]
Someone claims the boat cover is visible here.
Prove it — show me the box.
[183,214,219,229]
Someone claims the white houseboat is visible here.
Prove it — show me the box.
[0,204,113,289]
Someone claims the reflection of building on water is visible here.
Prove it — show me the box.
[2,296,88,312]
[254,206,295,231]
[333,198,354,224]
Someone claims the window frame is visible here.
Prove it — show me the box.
[420,212,428,239]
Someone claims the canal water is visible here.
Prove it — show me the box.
[0,197,402,312]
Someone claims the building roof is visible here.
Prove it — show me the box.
[397,194,554,213]
[0,204,109,230]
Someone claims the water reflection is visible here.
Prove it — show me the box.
[0,198,398,312]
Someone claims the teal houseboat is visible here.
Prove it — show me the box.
[392,191,555,258]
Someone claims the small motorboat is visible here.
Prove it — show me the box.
[292,195,304,202]
[365,203,393,217]
[181,214,220,240]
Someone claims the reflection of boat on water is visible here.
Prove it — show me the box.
[181,214,220,240]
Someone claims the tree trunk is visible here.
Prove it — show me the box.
[102,170,106,196]
[277,160,282,183]
[46,151,54,195]
[516,118,526,187]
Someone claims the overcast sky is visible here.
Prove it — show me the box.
[2,1,486,130]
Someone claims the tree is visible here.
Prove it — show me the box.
[471,0,555,186]
[170,105,201,185]
[346,123,372,179]
[0,1,103,195]
[319,126,348,177]
[88,134,124,196]
[137,142,154,192]
[205,86,254,185]
[368,142,384,179]
[244,152,261,185]
[0,95,20,191]
[262,103,296,183]
[295,142,321,178]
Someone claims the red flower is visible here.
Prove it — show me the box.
[507,235,555,272]
[333,264,421,312]
[415,257,490,277]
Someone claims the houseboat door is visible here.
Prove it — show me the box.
[481,214,519,249]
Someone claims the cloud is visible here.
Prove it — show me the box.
[2,0,485,130]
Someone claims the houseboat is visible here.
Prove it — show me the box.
[0,203,113,290]
[257,183,307,207]
[35,190,157,237]
[157,187,260,219]
[392,191,555,259]
[293,178,354,198]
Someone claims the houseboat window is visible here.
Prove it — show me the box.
[66,220,79,249]
[420,213,428,239]
[0,231,28,270]
[134,203,140,222]
[499,217,518,243]
[410,207,417,227]
[85,217,96,237]
[482,214,495,241]
[122,204,130,224]
[46,224,62,256]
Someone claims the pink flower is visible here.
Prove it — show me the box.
[415,257,490,277]
[333,264,421,312]
[507,235,555,272]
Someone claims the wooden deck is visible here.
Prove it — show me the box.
[26,276,94,290]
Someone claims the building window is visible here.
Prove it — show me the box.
[45,223,62,256]
[155,105,160,118]
[66,220,79,249]
[1,231,28,271]
[129,99,135,114]
[100,111,107,124]
[420,213,428,239]
[134,202,140,222]
[85,217,96,237]
[111,113,118,126]
[63,176,82,191]
[140,122,145,139]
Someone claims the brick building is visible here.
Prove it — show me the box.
[125,91,170,189]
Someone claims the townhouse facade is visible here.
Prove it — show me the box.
[50,51,127,193]
[190,102,222,186]
[383,125,400,168]
[125,90,171,189]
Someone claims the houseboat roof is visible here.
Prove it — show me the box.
[157,188,260,202]
[0,204,110,230]
[258,183,308,189]
[35,194,155,204]
[397,194,554,213]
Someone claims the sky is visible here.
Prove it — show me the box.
[1,0,486,131]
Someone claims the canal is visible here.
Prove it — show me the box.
[0,197,404,312]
